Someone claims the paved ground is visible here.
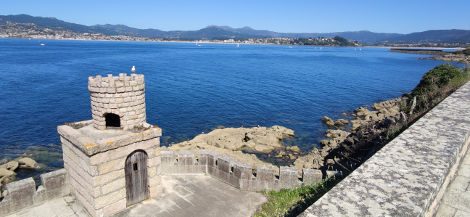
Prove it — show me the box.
[436,148,470,217]
[6,195,88,217]
[117,175,266,217]
[6,174,266,217]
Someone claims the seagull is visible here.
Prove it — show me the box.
[131,66,136,73]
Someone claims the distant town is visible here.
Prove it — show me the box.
[1,14,470,48]
[0,22,360,46]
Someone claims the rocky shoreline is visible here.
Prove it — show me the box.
[295,64,469,175]
[165,97,406,173]
[169,64,469,178]
[391,47,470,64]
[294,97,404,171]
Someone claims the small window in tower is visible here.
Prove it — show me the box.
[133,163,138,171]
[104,113,120,128]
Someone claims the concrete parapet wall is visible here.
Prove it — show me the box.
[159,150,324,191]
[300,82,470,217]
[0,169,70,217]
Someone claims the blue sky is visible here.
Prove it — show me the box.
[2,0,469,33]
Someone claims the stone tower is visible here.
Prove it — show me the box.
[57,71,161,217]
[88,73,146,130]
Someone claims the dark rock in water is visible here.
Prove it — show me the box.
[334,119,349,126]
[322,116,335,127]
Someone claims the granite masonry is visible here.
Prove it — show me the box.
[56,73,162,217]
[0,169,69,216]
[159,150,327,192]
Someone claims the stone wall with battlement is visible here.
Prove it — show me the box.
[0,169,69,217]
[159,150,330,191]
[88,73,146,130]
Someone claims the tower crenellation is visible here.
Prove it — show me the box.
[88,73,146,130]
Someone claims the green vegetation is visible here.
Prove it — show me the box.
[333,36,352,46]
[408,64,470,112]
[254,178,337,217]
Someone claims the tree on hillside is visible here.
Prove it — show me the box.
[333,36,352,46]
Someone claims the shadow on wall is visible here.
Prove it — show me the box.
[0,169,69,217]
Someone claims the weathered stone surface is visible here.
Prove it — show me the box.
[58,123,162,157]
[435,148,470,217]
[117,175,266,217]
[0,161,19,171]
[59,118,160,217]
[17,158,39,169]
[322,116,335,127]
[300,82,470,217]
[88,73,146,131]
[170,125,294,154]
[0,168,15,180]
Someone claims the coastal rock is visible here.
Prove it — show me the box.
[168,125,295,170]
[320,129,350,149]
[17,157,39,169]
[325,129,350,139]
[373,98,402,118]
[351,119,364,131]
[287,145,301,153]
[334,119,349,126]
[294,148,324,170]
[171,125,294,154]
[0,161,19,171]
[322,116,335,127]
[0,168,16,184]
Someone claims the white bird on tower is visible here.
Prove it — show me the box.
[131,66,136,73]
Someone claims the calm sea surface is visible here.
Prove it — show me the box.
[0,39,446,173]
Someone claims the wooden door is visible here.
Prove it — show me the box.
[125,151,149,206]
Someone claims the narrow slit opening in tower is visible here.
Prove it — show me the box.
[104,113,121,128]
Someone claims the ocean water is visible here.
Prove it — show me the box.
[0,39,446,171]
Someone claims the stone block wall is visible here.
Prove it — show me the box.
[0,169,69,217]
[61,135,160,217]
[159,150,326,191]
[88,73,146,130]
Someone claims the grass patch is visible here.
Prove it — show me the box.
[408,64,470,112]
[254,178,337,217]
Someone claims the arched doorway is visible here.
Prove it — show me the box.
[104,113,120,128]
[125,150,149,206]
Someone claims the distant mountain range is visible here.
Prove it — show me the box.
[1,14,470,44]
